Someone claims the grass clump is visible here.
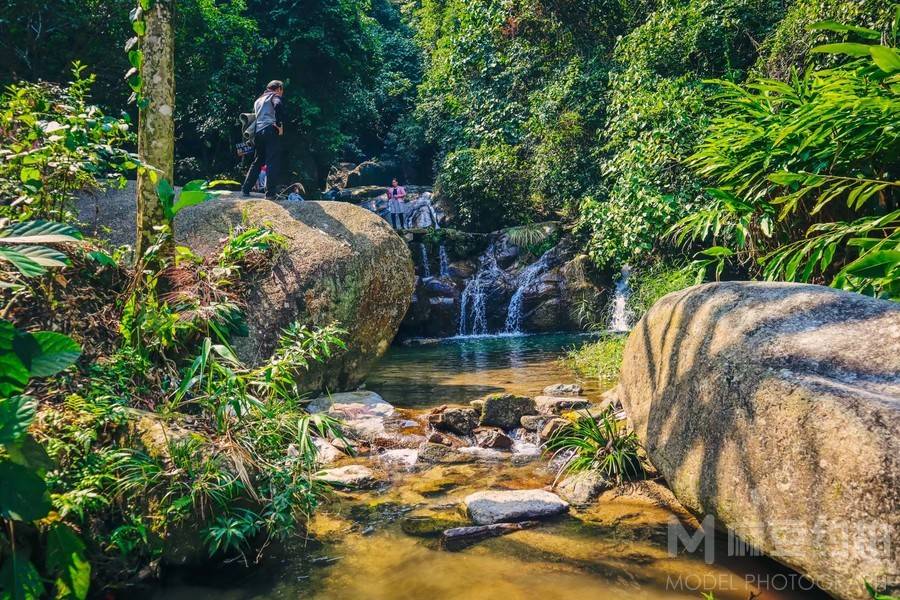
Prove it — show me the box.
[545,407,644,485]
[564,335,625,388]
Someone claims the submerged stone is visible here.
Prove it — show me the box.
[542,383,583,397]
[464,489,569,525]
[315,464,381,489]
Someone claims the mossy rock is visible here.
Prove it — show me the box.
[79,189,415,394]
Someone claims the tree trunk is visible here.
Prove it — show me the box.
[135,0,175,260]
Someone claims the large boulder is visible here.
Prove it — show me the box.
[619,281,900,600]
[78,187,414,393]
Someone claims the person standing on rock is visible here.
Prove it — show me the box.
[241,80,285,200]
[387,178,407,229]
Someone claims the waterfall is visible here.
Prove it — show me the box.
[504,252,553,334]
[427,204,441,230]
[609,265,633,332]
[419,243,432,278]
[438,244,450,278]
[458,243,500,336]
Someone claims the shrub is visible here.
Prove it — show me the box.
[0,64,134,223]
[436,144,531,232]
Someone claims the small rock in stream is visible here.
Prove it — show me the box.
[542,383,583,397]
[427,405,479,436]
[479,394,536,429]
[555,471,612,505]
[314,464,381,489]
[534,396,592,415]
[464,489,569,525]
[474,427,513,450]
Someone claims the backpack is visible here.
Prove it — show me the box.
[239,92,276,146]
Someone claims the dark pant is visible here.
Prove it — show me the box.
[391,212,406,229]
[241,126,282,198]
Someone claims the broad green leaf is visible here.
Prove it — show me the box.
[0,322,30,396]
[156,179,176,206]
[87,250,117,266]
[18,167,41,184]
[811,43,873,57]
[699,246,734,258]
[870,46,900,74]
[46,524,91,600]
[4,436,53,474]
[9,245,69,268]
[0,551,44,600]
[28,331,81,377]
[0,396,36,445]
[0,459,51,521]
[0,220,82,244]
[0,248,45,278]
[171,190,211,215]
[842,250,900,279]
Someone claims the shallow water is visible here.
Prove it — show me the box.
[366,333,606,407]
[150,334,828,600]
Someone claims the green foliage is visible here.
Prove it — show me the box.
[564,335,625,388]
[436,144,530,232]
[0,319,89,600]
[0,64,135,222]
[674,21,900,297]
[626,262,696,317]
[866,580,900,600]
[0,221,83,284]
[545,406,644,485]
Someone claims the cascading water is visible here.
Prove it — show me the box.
[609,265,633,332]
[419,244,432,278]
[505,251,553,334]
[458,243,501,336]
[438,245,450,278]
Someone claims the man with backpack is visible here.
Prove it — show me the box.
[241,80,285,200]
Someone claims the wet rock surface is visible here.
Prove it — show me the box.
[427,405,479,436]
[479,394,537,429]
[315,465,381,489]
[464,489,569,525]
[556,471,612,505]
[543,383,583,397]
[533,395,591,415]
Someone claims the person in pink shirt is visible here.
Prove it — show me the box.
[387,178,407,229]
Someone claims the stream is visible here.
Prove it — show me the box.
[149,334,827,600]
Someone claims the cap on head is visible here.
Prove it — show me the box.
[267,80,284,91]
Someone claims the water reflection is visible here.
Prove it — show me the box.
[366,333,603,408]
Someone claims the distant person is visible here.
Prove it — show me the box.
[287,183,305,202]
[387,178,407,229]
[241,80,285,200]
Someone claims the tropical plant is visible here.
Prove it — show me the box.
[0,319,89,600]
[545,406,644,485]
[0,220,83,282]
[564,335,625,387]
[673,15,900,297]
